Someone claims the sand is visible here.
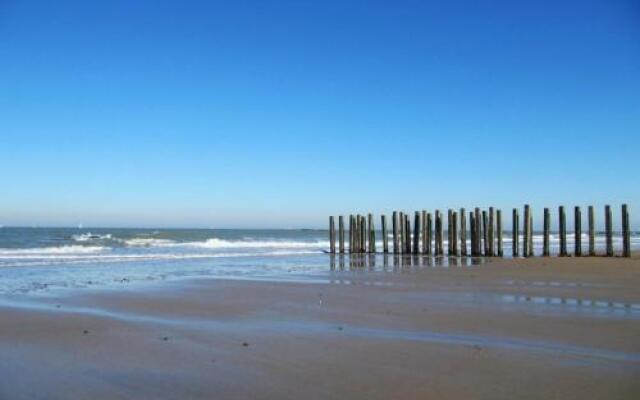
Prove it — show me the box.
[1,255,639,399]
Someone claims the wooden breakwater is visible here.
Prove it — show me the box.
[328,204,632,257]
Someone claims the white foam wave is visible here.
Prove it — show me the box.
[72,233,113,242]
[182,238,328,249]
[0,249,320,266]
[0,245,106,256]
[123,238,177,247]
[120,237,328,249]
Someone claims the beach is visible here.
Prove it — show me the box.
[1,255,639,399]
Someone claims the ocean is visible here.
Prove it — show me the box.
[0,227,637,295]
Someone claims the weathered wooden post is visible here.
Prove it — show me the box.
[574,207,582,256]
[470,212,476,256]
[474,208,482,256]
[496,209,503,257]
[447,209,453,256]
[368,213,376,253]
[421,210,427,254]
[426,212,433,255]
[543,208,550,256]
[392,212,399,254]
[435,210,443,255]
[488,207,495,256]
[588,206,595,256]
[360,214,365,253]
[622,204,630,258]
[406,214,411,254]
[523,205,530,257]
[460,208,467,256]
[349,215,354,254]
[559,206,567,256]
[512,208,519,257]
[400,214,405,254]
[329,216,336,253]
[413,211,420,254]
[381,215,388,253]
[352,215,357,253]
[452,211,458,256]
[405,215,412,254]
[528,208,533,257]
[358,214,363,253]
[482,210,488,256]
[605,205,613,257]
[339,216,345,253]
[399,212,405,254]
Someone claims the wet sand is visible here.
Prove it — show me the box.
[1,255,639,399]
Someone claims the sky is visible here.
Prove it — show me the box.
[0,0,638,228]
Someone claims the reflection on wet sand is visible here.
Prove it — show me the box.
[329,254,486,271]
[496,293,640,314]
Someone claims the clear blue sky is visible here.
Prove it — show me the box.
[1,0,638,228]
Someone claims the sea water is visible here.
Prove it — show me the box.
[0,227,637,295]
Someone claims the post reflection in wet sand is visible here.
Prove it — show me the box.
[330,254,486,271]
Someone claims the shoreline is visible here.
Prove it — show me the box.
[1,256,639,399]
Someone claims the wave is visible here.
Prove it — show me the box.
[123,238,177,247]
[0,249,320,267]
[0,245,106,256]
[181,238,328,249]
[72,233,113,242]
[119,237,328,249]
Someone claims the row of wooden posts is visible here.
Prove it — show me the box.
[328,204,632,258]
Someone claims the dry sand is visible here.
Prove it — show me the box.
[1,255,639,399]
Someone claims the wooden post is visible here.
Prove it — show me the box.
[421,210,427,254]
[353,215,358,253]
[339,216,345,253]
[528,208,533,257]
[523,205,530,257]
[404,215,411,254]
[496,209,503,257]
[368,213,376,253]
[574,207,582,256]
[559,206,567,256]
[381,215,388,253]
[413,211,420,254]
[474,208,482,256]
[405,215,412,254]
[329,216,336,253]
[460,208,467,256]
[363,214,368,254]
[543,208,550,256]
[488,207,494,256]
[512,208,519,257]
[392,212,399,254]
[447,209,452,256]
[588,206,595,256]
[452,212,458,256]
[349,215,354,254]
[605,205,613,257]
[453,211,460,257]
[433,211,439,255]
[426,213,433,255]
[352,215,358,253]
[360,215,366,254]
[622,204,630,258]
[482,210,488,256]
[399,212,405,254]
[470,212,476,256]
[435,210,443,256]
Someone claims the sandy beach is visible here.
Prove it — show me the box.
[1,255,639,399]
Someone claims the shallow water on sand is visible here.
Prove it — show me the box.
[1,227,639,295]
